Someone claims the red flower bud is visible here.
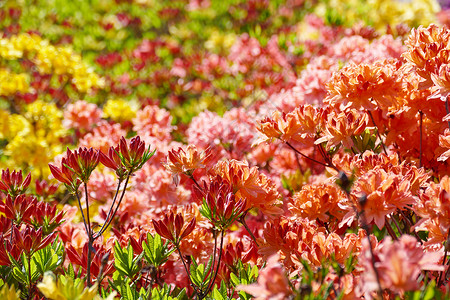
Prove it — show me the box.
[99,146,128,181]
[114,136,155,173]
[12,225,56,256]
[199,176,247,230]
[35,179,58,198]
[1,194,36,224]
[152,211,196,245]
[0,169,31,198]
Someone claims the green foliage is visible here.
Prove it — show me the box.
[210,281,230,300]
[404,280,444,300]
[114,241,143,279]
[150,284,188,300]
[64,263,82,280]
[281,168,311,195]
[294,260,337,300]
[9,241,64,286]
[142,233,175,269]
[189,256,214,292]
[116,278,145,300]
[33,241,65,276]
[351,128,382,154]
[229,260,258,300]
[116,279,187,300]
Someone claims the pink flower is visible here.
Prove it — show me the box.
[359,235,444,297]
[186,0,210,11]
[132,105,174,140]
[237,254,292,300]
[79,121,126,153]
[86,170,116,203]
[63,100,102,131]
[187,110,255,159]
[132,164,190,207]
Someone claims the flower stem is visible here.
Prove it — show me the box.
[189,175,202,191]
[27,253,32,300]
[367,109,387,155]
[384,217,398,241]
[398,210,422,244]
[343,190,383,297]
[438,228,450,286]
[285,141,336,170]
[75,190,89,239]
[176,246,200,297]
[84,183,93,287]
[359,212,383,297]
[204,230,224,297]
[445,96,450,130]
[391,215,403,236]
[419,110,423,168]
[239,214,259,247]
[95,179,122,236]
[86,236,93,287]
[94,173,131,239]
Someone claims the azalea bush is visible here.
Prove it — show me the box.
[3,0,450,299]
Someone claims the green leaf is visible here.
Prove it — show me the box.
[189,260,202,287]
[114,241,142,279]
[32,241,64,276]
[229,273,240,287]
[142,233,174,268]
[212,286,226,300]
[149,284,188,300]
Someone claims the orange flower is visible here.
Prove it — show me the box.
[289,183,346,223]
[258,217,319,270]
[341,169,416,229]
[164,145,213,185]
[132,105,174,140]
[332,151,429,194]
[213,159,282,215]
[403,24,450,89]
[413,176,450,244]
[310,231,362,267]
[315,109,368,151]
[255,105,325,146]
[430,64,450,99]
[325,60,403,112]
[438,128,450,162]
[259,217,363,271]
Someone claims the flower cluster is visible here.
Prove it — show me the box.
[3,1,450,299]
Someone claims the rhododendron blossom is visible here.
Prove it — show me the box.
[4,4,450,299]
[237,254,292,300]
[359,235,443,296]
[63,100,102,131]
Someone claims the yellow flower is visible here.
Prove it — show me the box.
[0,69,29,96]
[0,109,11,139]
[25,100,65,139]
[103,99,137,123]
[0,284,20,300]
[0,33,103,93]
[205,30,237,52]
[313,0,439,30]
[37,272,116,300]
[368,0,439,30]
[6,114,30,140]
[2,100,66,178]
